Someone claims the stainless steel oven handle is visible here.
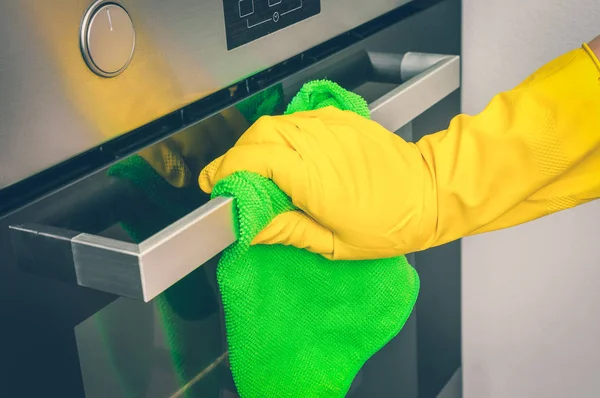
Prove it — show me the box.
[10,196,236,302]
[369,52,460,132]
[9,52,460,302]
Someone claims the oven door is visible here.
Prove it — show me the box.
[1,1,461,396]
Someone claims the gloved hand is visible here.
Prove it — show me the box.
[200,44,600,260]
[201,107,431,260]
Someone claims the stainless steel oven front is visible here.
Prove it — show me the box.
[0,0,462,396]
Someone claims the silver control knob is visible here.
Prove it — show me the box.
[80,1,136,77]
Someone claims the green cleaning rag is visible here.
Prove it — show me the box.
[111,80,419,397]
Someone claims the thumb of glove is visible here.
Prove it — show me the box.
[251,211,334,258]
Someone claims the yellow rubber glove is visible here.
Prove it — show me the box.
[200,44,600,260]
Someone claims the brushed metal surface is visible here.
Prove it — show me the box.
[72,233,143,299]
[8,51,460,301]
[138,196,236,300]
[0,0,412,190]
[75,196,236,301]
[10,196,236,302]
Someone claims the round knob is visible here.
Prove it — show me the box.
[80,1,136,77]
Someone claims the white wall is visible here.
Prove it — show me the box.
[461,1,600,397]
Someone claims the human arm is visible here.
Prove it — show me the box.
[413,41,600,241]
[200,39,600,259]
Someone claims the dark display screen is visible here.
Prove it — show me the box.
[223,0,321,50]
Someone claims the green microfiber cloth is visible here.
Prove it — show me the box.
[212,81,419,397]
[109,81,419,397]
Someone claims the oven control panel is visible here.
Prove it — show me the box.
[223,0,321,50]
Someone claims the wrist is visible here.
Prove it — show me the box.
[588,35,600,59]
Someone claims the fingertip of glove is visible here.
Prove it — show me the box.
[198,157,223,193]
[251,211,335,257]
[199,177,211,194]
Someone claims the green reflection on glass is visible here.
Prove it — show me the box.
[96,84,284,396]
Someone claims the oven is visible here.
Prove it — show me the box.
[0,0,462,396]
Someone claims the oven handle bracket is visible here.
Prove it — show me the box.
[9,52,460,301]
[369,52,460,131]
